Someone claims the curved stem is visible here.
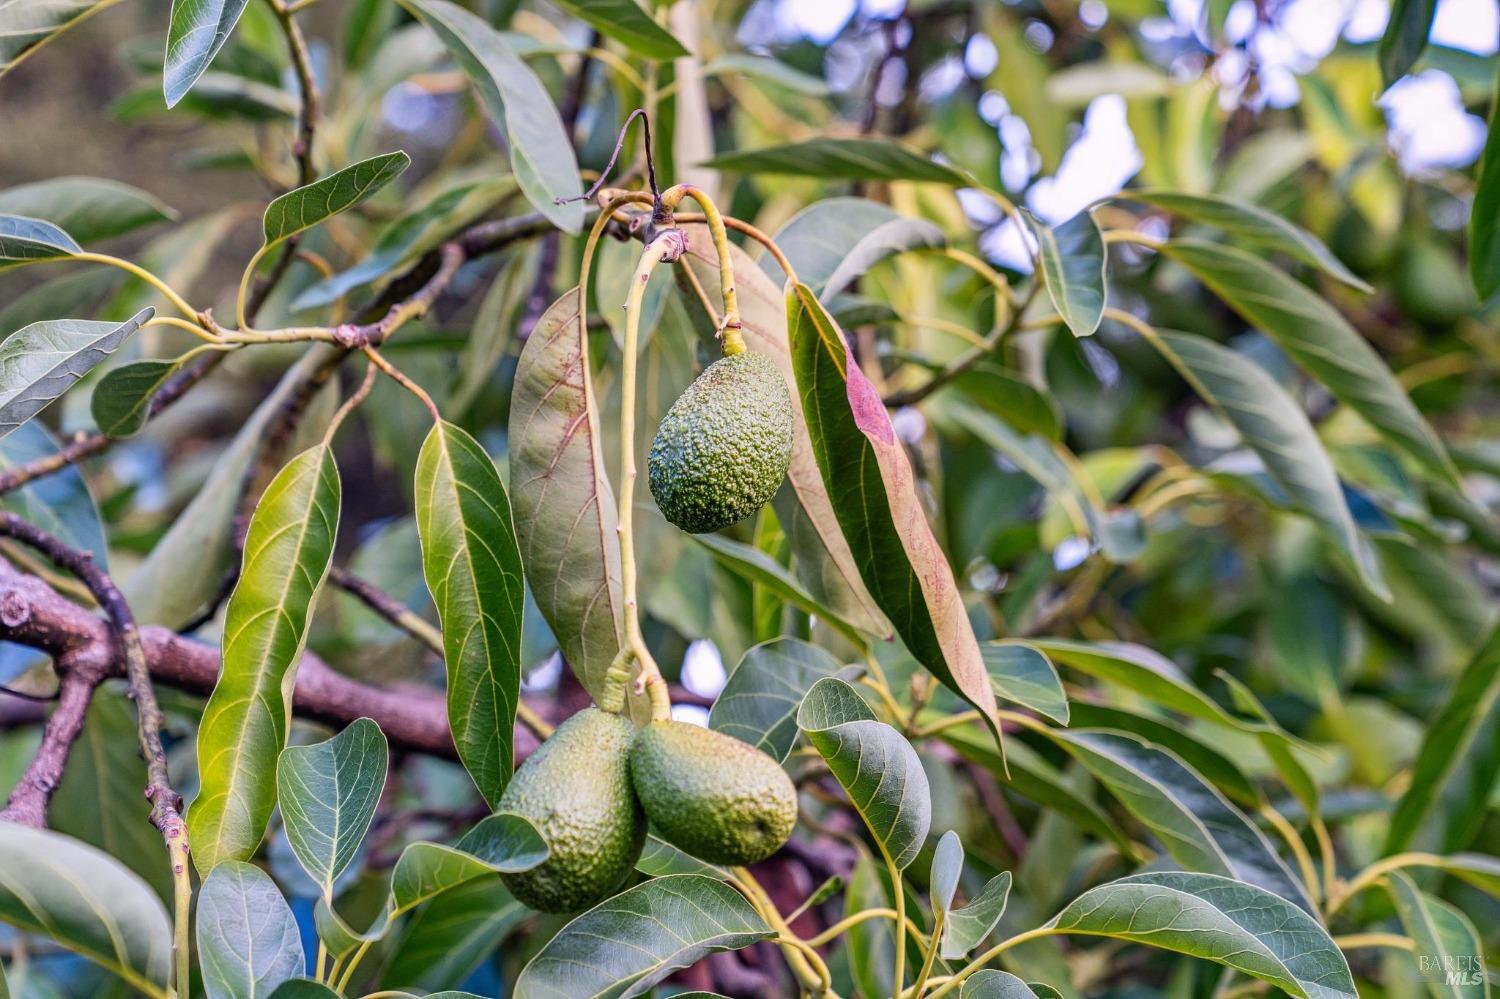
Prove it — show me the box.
[925,926,1060,999]
[363,346,439,421]
[1325,852,1447,917]
[236,242,274,331]
[1259,803,1321,908]
[733,866,834,996]
[70,253,199,320]
[658,185,744,353]
[1333,932,1415,952]
[910,906,946,998]
[883,847,908,996]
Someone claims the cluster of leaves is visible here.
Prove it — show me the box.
[0,1,1495,999]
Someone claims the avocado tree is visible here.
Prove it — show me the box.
[0,0,1495,996]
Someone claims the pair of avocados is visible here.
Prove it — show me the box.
[497,709,798,912]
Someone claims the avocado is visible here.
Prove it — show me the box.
[497,707,646,912]
[1394,236,1476,326]
[629,721,797,865]
[647,350,794,534]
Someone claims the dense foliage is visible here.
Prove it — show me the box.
[0,1,1495,998]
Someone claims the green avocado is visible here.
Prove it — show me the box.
[497,707,645,912]
[629,721,798,865]
[1394,236,1476,326]
[647,349,794,534]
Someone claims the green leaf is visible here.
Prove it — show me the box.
[196,862,304,999]
[547,0,686,59]
[0,0,116,76]
[380,880,526,993]
[846,853,897,999]
[635,835,729,881]
[0,420,108,564]
[1385,872,1488,999]
[1148,329,1387,599]
[262,151,411,245]
[1384,623,1500,854]
[707,138,972,186]
[0,308,152,439]
[1471,61,1500,300]
[509,288,625,704]
[190,444,341,875]
[0,177,174,244]
[962,970,1046,999]
[982,642,1068,724]
[1379,0,1437,89]
[709,638,848,762]
[398,0,582,232]
[941,872,1012,960]
[414,421,524,807]
[1216,672,1320,814]
[1120,189,1369,291]
[0,822,171,995]
[90,358,180,438]
[1049,872,1355,999]
[1050,730,1314,912]
[1066,702,1260,806]
[313,897,390,962]
[798,677,932,869]
[267,983,340,999]
[1161,239,1460,489]
[949,363,1063,440]
[391,814,548,915]
[276,717,388,896]
[789,284,1001,744]
[450,247,536,416]
[692,532,864,646]
[763,197,945,300]
[930,830,964,919]
[1023,209,1106,337]
[164,0,253,107]
[513,875,773,999]
[0,213,80,262]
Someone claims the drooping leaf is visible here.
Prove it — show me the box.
[190,444,341,875]
[1385,872,1488,999]
[1066,702,1260,806]
[942,871,1012,960]
[692,532,864,646]
[391,814,548,915]
[90,358,181,438]
[1121,189,1369,291]
[1049,872,1355,999]
[0,420,108,563]
[1215,672,1320,814]
[397,0,582,232]
[0,0,117,77]
[1161,239,1460,489]
[789,284,1001,745]
[512,875,773,999]
[635,834,730,881]
[0,308,151,439]
[707,138,972,186]
[1148,329,1388,599]
[546,0,686,59]
[509,288,626,703]
[710,638,849,762]
[1023,209,1106,337]
[798,677,932,869]
[313,898,391,963]
[0,177,174,245]
[164,0,253,107]
[275,717,388,896]
[982,642,1068,724]
[0,214,79,263]
[196,862,305,999]
[680,227,890,639]
[1379,0,1438,89]
[761,197,945,300]
[1050,730,1314,912]
[1385,623,1500,854]
[414,421,524,807]
[261,151,411,246]
[702,53,830,95]
[1470,61,1500,300]
[0,822,171,994]
[948,363,1063,440]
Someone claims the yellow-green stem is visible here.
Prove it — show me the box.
[909,906,946,998]
[1333,932,1415,951]
[883,847,908,997]
[925,926,1060,999]
[334,937,375,993]
[236,242,274,331]
[658,184,744,353]
[1259,804,1321,909]
[72,253,199,320]
[732,866,833,996]
[1325,852,1447,917]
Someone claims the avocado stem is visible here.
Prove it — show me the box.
[601,231,685,722]
[658,184,745,355]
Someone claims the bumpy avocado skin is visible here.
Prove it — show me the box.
[648,350,794,534]
[629,721,797,865]
[498,707,645,912]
